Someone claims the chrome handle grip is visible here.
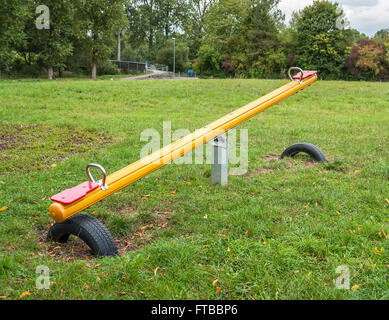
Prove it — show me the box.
[86,163,108,191]
[288,67,304,84]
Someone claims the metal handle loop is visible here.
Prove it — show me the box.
[288,67,304,84]
[87,163,108,191]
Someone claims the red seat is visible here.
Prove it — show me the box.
[51,181,99,205]
[293,71,317,80]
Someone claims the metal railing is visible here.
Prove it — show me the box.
[110,60,147,74]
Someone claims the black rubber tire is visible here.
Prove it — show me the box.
[47,214,118,257]
[280,143,327,163]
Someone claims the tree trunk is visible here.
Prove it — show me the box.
[148,32,153,54]
[91,63,97,80]
[117,31,121,61]
[48,66,54,80]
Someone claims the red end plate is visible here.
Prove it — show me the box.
[50,181,99,205]
[293,70,317,80]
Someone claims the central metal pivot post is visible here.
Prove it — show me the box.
[212,134,229,185]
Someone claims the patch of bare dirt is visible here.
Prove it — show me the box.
[116,210,173,256]
[243,168,275,177]
[242,154,319,177]
[262,154,280,161]
[0,123,112,174]
[37,209,174,260]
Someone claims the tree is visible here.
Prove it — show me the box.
[244,0,283,62]
[183,0,216,59]
[76,0,127,79]
[25,0,76,80]
[193,44,223,76]
[0,0,28,77]
[197,0,283,77]
[291,0,353,79]
[350,29,368,44]
[155,39,189,71]
[374,29,389,41]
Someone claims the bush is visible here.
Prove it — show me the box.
[345,38,389,81]
[194,44,224,76]
[121,44,148,62]
[96,61,120,76]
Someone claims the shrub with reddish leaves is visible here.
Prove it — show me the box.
[346,38,389,80]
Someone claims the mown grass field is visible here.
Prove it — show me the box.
[0,78,388,300]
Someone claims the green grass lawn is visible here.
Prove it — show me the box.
[0,78,388,300]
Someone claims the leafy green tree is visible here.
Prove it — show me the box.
[25,0,76,80]
[197,0,283,77]
[244,0,283,63]
[155,39,189,71]
[374,29,389,41]
[76,0,127,79]
[183,0,216,59]
[0,0,28,77]
[350,28,368,43]
[291,0,353,79]
[193,43,223,76]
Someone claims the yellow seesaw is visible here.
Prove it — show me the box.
[47,67,319,256]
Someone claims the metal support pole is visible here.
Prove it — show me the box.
[173,37,176,77]
[212,134,229,186]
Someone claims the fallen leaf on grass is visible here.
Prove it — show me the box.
[375,247,382,255]
[212,279,219,286]
[153,267,160,276]
[140,225,154,231]
[336,211,341,215]
[118,292,128,296]
[170,191,176,195]
[203,245,209,248]
[19,291,30,299]
[351,284,360,292]
[381,231,387,239]
[84,286,90,290]
[51,164,57,168]
[216,286,221,294]
[0,207,8,212]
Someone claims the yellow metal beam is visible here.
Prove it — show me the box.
[49,74,317,222]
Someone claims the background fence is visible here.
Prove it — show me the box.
[110,60,147,74]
